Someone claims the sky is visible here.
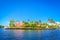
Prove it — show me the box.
[0,0,60,26]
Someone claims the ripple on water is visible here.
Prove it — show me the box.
[0,28,60,40]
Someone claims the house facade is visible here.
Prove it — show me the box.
[15,22,24,28]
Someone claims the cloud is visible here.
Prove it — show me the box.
[56,22,60,24]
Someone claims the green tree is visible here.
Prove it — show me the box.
[48,18,57,29]
[9,20,15,28]
[29,21,36,29]
[48,18,55,23]
[41,23,48,29]
[23,21,29,27]
[0,25,4,28]
[39,20,41,23]
[38,20,42,27]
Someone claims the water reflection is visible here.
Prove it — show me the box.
[0,28,60,40]
[14,30,24,38]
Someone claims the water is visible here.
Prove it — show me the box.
[0,28,60,40]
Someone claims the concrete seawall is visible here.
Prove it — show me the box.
[5,28,56,30]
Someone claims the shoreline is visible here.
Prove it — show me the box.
[4,28,57,30]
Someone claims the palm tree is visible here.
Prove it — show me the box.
[0,25,4,28]
[39,20,41,23]
[29,21,36,29]
[48,18,57,29]
[48,18,55,23]
[28,19,30,22]
[9,20,15,28]
[35,20,42,28]
[41,23,48,29]
[16,20,20,22]
[39,20,42,27]
[23,21,29,27]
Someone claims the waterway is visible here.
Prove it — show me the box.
[0,28,60,40]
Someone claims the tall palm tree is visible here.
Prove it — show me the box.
[39,20,42,26]
[48,18,57,29]
[23,21,29,27]
[39,20,41,23]
[28,19,30,24]
[0,25,4,28]
[16,20,20,22]
[9,20,15,28]
[28,19,30,22]
[48,18,55,23]
[29,21,36,29]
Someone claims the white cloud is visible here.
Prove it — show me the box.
[56,22,60,24]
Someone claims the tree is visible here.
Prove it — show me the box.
[16,20,20,22]
[38,20,42,27]
[41,23,48,29]
[34,20,42,27]
[23,21,29,27]
[28,19,30,22]
[29,21,36,29]
[48,18,57,29]
[0,25,4,28]
[48,18,55,23]
[39,20,41,23]
[9,20,15,28]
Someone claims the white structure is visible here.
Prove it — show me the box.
[46,26,49,29]
[4,26,8,29]
[56,22,60,28]
[48,23,56,25]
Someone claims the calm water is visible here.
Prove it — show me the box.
[0,28,60,40]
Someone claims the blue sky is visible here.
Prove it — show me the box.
[0,0,60,26]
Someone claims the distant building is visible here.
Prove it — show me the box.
[37,23,41,27]
[56,22,60,28]
[48,23,56,25]
[15,22,24,28]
